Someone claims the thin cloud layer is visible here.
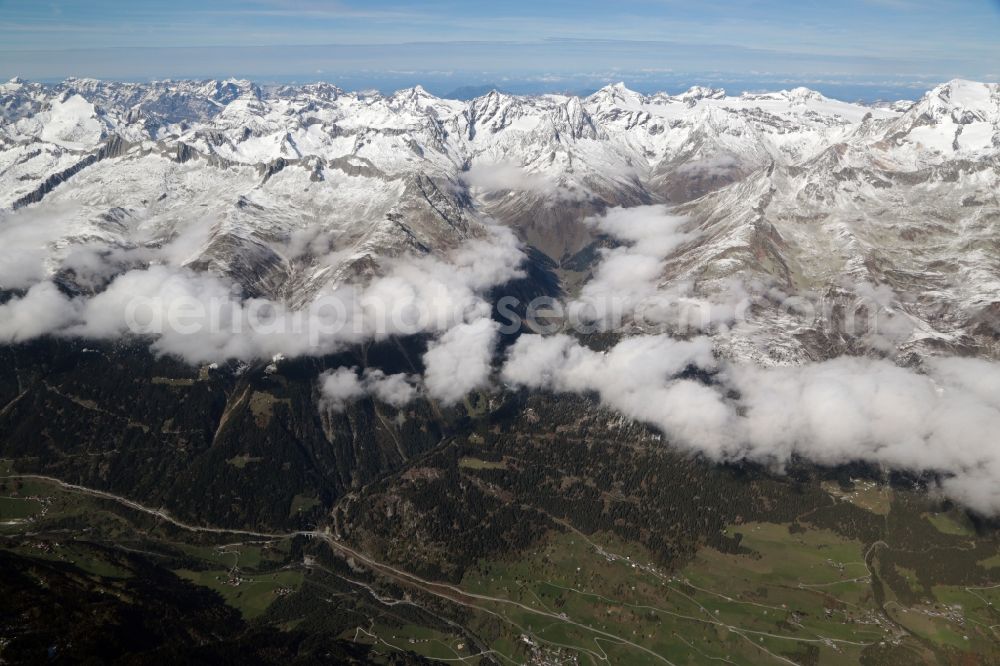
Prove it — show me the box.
[0,225,525,365]
[462,162,551,194]
[571,205,749,332]
[502,333,1000,514]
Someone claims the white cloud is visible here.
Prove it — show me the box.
[0,282,82,343]
[569,205,747,333]
[362,368,420,407]
[318,367,366,412]
[0,223,525,365]
[0,205,75,289]
[461,161,591,201]
[502,332,1000,514]
[59,244,156,290]
[462,162,550,193]
[423,318,499,405]
[570,206,691,327]
[589,204,695,256]
[728,356,1000,513]
[316,366,419,411]
[502,333,731,451]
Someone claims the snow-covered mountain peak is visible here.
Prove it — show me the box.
[62,76,103,88]
[389,84,437,102]
[387,84,464,117]
[396,84,432,97]
[884,100,914,113]
[784,86,827,103]
[903,79,1000,124]
[388,85,435,107]
[274,82,344,101]
[207,78,262,100]
[867,79,1000,166]
[588,82,645,109]
[34,93,103,149]
[675,85,726,102]
[932,79,999,109]
[468,89,530,135]
[472,88,508,103]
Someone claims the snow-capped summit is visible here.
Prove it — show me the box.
[587,82,645,110]
[388,84,465,119]
[930,79,1000,117]
[395,84,432,98]
[784,86,827,103]
[893,79,1000,133]
[865,79,1000,166]
[30,92,104,149]
[274,81,344,101]
[389,84,437,108]
[675,85,726,102]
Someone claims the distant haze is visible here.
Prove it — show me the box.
[1,0,998,102]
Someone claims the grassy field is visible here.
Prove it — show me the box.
[288,493,321,516]
[447,520,998,665]
[174,568,304,619]
[820,480,891,515]
[458,457,508,471]
[978,553,1000,569]
[0,496,44,521]
[226,454,264,469]
[353,623,481,662]
[455,526,874,664]
[924,512,976,537]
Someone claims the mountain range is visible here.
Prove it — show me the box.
[1,76,998,365]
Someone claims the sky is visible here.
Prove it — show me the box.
[1,0,999,99]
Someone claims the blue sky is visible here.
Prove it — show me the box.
[1,1,998,99]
